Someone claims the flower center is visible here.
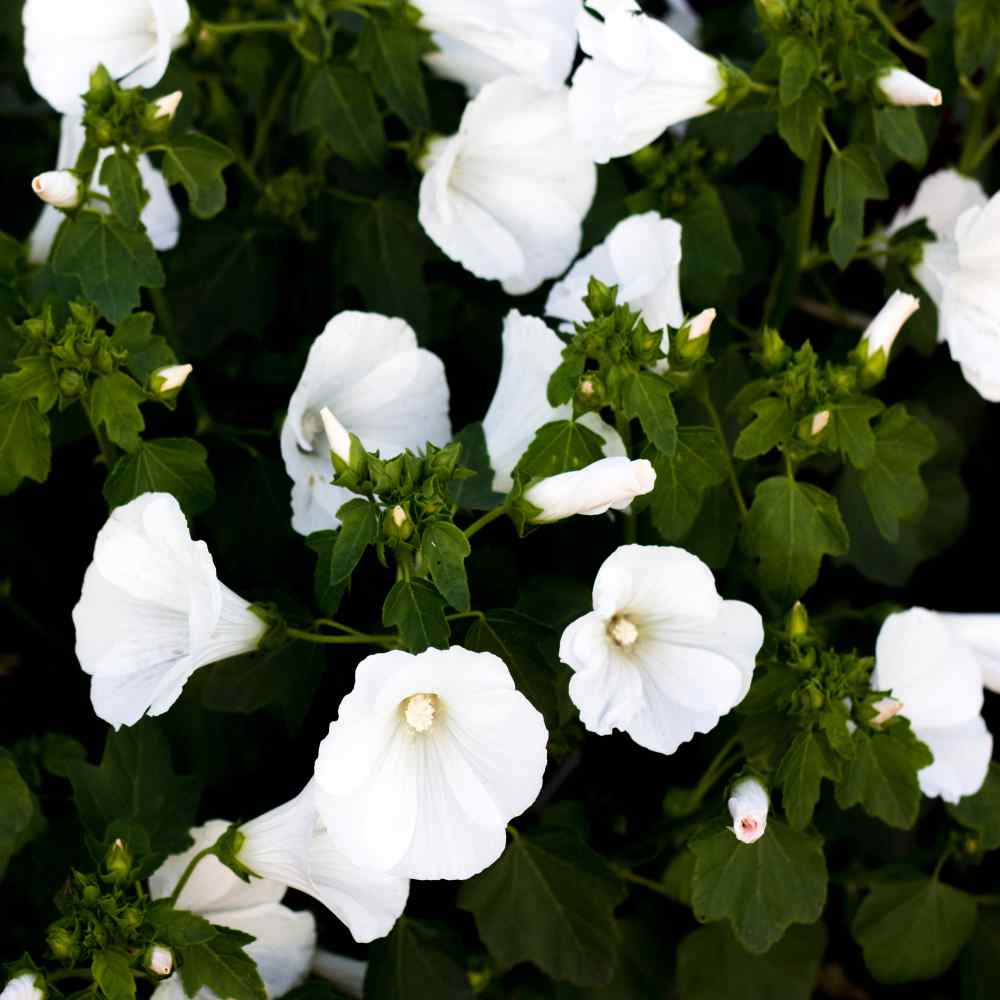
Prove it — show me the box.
[402,693,439,733]
[740,817,759,835]
[607,615,639,648]
[300,409,325,450]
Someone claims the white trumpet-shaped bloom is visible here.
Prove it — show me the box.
[23,0,191,115]
[524,457,656,523]
[149,821,316,1000]
[481,311,625,492]
[873,608,993,803]
[888,169,1000,401]
[546,213,684,333]
[877,68,942,108]
[280,312,451,535]
[938,613,1000,693]
[570,0,725,163]
[0,974,44,1000]
[419,76,596,294]
[858,290,920,358]
[727,777,769,844]
[313,646,548,881]
[560,545,764,755]
[29,116,179,265]
[72,493,267,729]
[416,0,578,95]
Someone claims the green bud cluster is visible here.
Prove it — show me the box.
[82,63,174,156]
[626,140,722,215]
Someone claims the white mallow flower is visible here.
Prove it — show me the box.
[28,116,179,265]
[524,457,656,523]
[416,0,578,96]
[877,68,942,108]
[546,213,684,333]
[570,0,726,163]
[1,974,44,1000]
[559,545,764,755]
[149,821,316,1000]
[280,312,451,535]
[23,0,191,114]
[313,646,548,880]
[858,290,920,359]
[418,76,596,294]
[727,777,769,845]
[888,169,1000,401]
[481,311,625,492]
[72,493,268,729]
[938,613,1000,693]
[873,608,993,803]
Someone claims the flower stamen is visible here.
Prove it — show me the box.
[607,615,639,649]
[402,693,440,733]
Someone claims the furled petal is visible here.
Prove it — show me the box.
[937,613,1000,692]
[877,67,942,108]
[524,457,656,522]
[917,716,993,803]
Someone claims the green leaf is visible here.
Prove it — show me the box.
[104,438,215,517]
[948,762,1000,850]
[458,827,627,986]
[955,0,1000,74]
[687,104,776,165]
[293,65,386,170]
[961,908,1000,1000]
[678,185,743,304]
[0,355,59,413]
[646,428,727,540]
[0,361,54,494]
[690,819,828,954]
[778,82,828,160]
[328,498,378,589]
[100,153,145,229]
[622,372,677,456]
[681,483,739,570]
[421,521,471,612]
[145,901,218,946]
[852,878,977,983]
[514,419,606,482]
[775,729,840,830]
[743,477,849,604]
[365,918,472,1000]
[383,578,450,653]
[179,927,267,1000]
[87,371,147,452]
[778,36,819,105]
[823,145,888,269]
[826,396,884,469]
[110,312,176,383]
[161,133,235,220]
[874,107,929,168]
[53,213,165,322]
[0,751,35,876]
[858,405,937,542]
[834,722,933,829]
[92,950,136,1000]
[677,921,827,1000]
[733,398,795,460]
[448,422,504,510]
[66,719,199,855]
[355,15,431,129]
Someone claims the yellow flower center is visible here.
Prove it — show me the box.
[607,615,639,648]
[402,693,439,733]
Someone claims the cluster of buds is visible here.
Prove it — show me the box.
[82,64,181,152]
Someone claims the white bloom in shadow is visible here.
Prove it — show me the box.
[481,311,624,492]
[570,0,725,163]
[149,820,316,1000]
[419,77,596,294]
[72,493,267,729]
[546,213,684,333]
[279,312,451,535]
[560,545,764,755]
[0,974,44,1000]
[873,608,993,803]
[524,456,656,523]
[313,646,548,881]
[29,116,179,265]
[23,0,191,114]
[416,0,578,95]
[938,613,1000,693]
[728,777,768,844]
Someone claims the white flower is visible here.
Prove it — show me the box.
[313,646,548,880]
[23,0,191,114]
[149,820,316,1000]
[1,974,44,1000]
[28,116,180,265]
[279,312,451,535]
[546,213,684,333]
[728,777,768,844]
[145,946,174,978]
[937,613,1000,694]
[877,68,942,108]
[873,608,993,803]
[664,0,701,45]
[888,169,1000,401]
[570,0,725,163]
[418,76,596,294]
[31,169,80,208]
[416,0,578,96]
[524,457,656,523]
[151,364,192,395]
[481,310,625,492]
[72,492,267,729]
[858,290,920,359]
[559,544,764,755]
[312,951,366,1000]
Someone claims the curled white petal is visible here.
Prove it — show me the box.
[889,169,987,243]
[31,170,80,208]
[524,457,656,523]
[154,90,183,120]
[152,364,192,393]
[860,290,920,358]
[937,613,1000,692]
[878,68,942,108]
[728,777,769,844]
[0,974,45,1000]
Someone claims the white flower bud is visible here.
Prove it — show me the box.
[688,307,716,341]
[810,410,830,436]
[319,407,352,465]
[878,68,942,108]
[0,973,45,1000]
[391,505,407,528]
[145,945,174,977]
[871,696,903,728]
[860,290,920,359]
[152,364,192,395]
[31,170,81,209]
[153,90,183,121]
[524,457,656,524]
[728,777,769,844]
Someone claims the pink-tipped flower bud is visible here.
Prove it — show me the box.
[878,68,942,108]
[145,945,174,977]
[728,777,769,844]
[871,696,903,728]
[31,170,81,209]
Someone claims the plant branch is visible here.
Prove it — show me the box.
[168,846,216,905]
[697,389,747,519]
[287,626,399,649]
[464,506,506,540]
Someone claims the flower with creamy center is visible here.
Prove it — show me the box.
[727,777,769,845]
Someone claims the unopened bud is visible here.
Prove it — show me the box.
[758,326,790,371]
[859,291,919,382]
[787,601,809,639]
[58,369,85,399]
[104,837,132,882]
[385,504,414,541]
[153,91,183,121]
[319,407,352,465]
[145,945,174,977]
[810,410,830,436]
[688,308,716,341]
[151,364,192,397]
[47,925,77,961]
[877,68,942,108]
[870,696,903,728]
[391,505,407,528]
[727,777,769,845]
[31,171,81,209]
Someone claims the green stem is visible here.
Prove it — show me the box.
[168,847,215,905]
[817,118,840,156]
[464,506,506,540]
[615,411,638,543]
[251,64,296,169]
[287,626,399,649]
[445,610,485,623]
[616,867,672,898]
[967,119,1000,173]
[85,403,118,469]
[960,59,1000,175]
[975,894,1000,906]
[47,969,93,984]
[678,735,742,816]
[201,19,301,36]
[698,388,748,519]
[865,0,928,58]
